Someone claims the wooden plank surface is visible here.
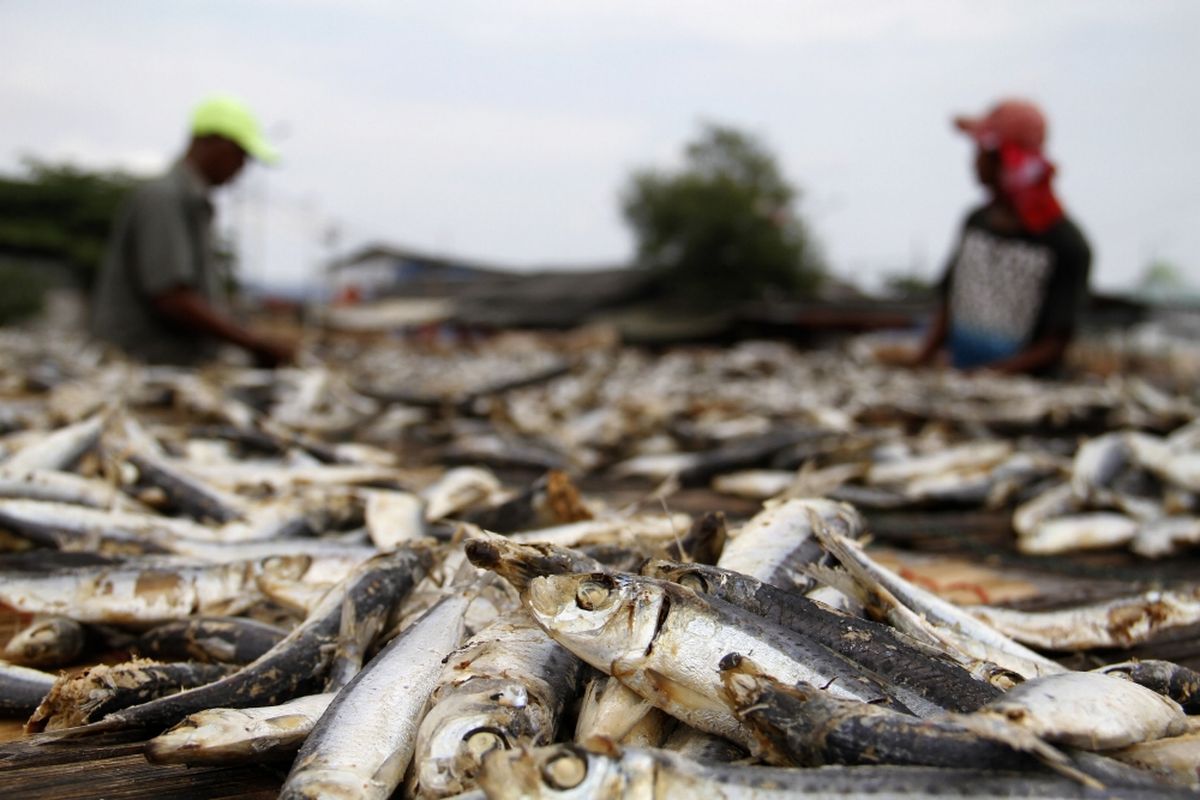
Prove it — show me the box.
[0,740,282,800]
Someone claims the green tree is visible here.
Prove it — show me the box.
[0,159,141,323]
[1137,259,1187,299]
[621,123,824,309]
[0,159,140,283]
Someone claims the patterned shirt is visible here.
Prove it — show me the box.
[939,204,1091,371]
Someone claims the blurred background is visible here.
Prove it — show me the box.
[1,1,1197,332]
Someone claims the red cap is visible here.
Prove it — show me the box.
[954,99,1047,152]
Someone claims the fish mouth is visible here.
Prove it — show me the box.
[466,537,590,594]
[464,538,545,592]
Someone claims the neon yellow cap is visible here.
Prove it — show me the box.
[190,95,279,164]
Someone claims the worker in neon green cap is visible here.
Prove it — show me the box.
[91,95,294,365]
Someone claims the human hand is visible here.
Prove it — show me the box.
[251,336,297,368]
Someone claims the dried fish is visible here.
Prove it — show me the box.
[2,616,85,667]
[716,498,862,594]
[520,570,912,750]
[477,744,1187,799]
[1018,512,1140,555]
[411,610,583,798]
[26,659,234,732]
[364,488,426,549]
[0,660,56,715]
[463,534,607,594]
[2,413,106,472]
[811,520,1066,680]
[280,593,471,800]
[36,545,431,735]
[1106,732,1200,790]
[644,559,1000,712]
[422,467,503,522]
[972,671,1189,750]
[719,653,1030,769]
[135,617,287,665]
[145,692,333,766]
[0,556,309,624]
[1095,659,1200,713]
[0,467,146,511]
[968,589,1200,651]
[574,675,673,750]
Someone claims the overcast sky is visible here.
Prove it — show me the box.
[3,1,1197,293]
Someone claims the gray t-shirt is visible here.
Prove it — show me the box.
[91,161,226,363]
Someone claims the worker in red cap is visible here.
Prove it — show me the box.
[906,98,1091,375]
[92,95,295,366]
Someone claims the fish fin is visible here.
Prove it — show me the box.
[803,563,862,599]
[944,713,1104,790]
[581,734,622,757]
[24,717,122,743]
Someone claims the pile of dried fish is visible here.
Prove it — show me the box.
[2,329,1200,797]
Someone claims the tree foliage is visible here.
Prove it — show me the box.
[621,123,824,308]
[0,159,139,284]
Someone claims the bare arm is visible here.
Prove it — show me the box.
[910,303,949,367]
[152,287,294,366]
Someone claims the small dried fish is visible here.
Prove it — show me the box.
[3,413,106,472]
[478,744,1185,799]
[811,521,1066,680]
[1095,660,1200,713]
[968,589,1200,651]
[575,675,673,750]
[1018,512,1140,555]
[2,616,85,667]
[0,557,309,624]
[644,559,1000,712]
[0,660,56,715]
[364,489,426,549]
[135,617,287,665]
[280,593,471,800]
[411,610,583,798]
[716,498,862,594]
[0,467,146,511]
[35,546,432,736]
[145,692,333,766]
[26,659,234,732]
[519,571,912,750]
[1106,732,1200,790]
[972,671,1189,750]
[422,467,503,522]
[719,654,1030,769]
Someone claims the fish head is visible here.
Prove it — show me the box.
[464,534,600,594]
[4,617,81,664]
[415,682,531,796]
[718,652,820,711]
[526,573,662,671]
[478,744,635,800]
[640,559,723,595]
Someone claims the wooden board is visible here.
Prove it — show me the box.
[0,732,281,799]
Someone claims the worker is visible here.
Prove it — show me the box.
[91,95,295,366]
[907,98,1091,375]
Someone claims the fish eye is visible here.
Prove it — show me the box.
[678,572,709,593]
[542,750,587,790]
[462,727,508,758]
[575,574,616,611]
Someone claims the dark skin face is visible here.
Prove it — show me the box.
[185,135,248,186]
[973,146,1001,193]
